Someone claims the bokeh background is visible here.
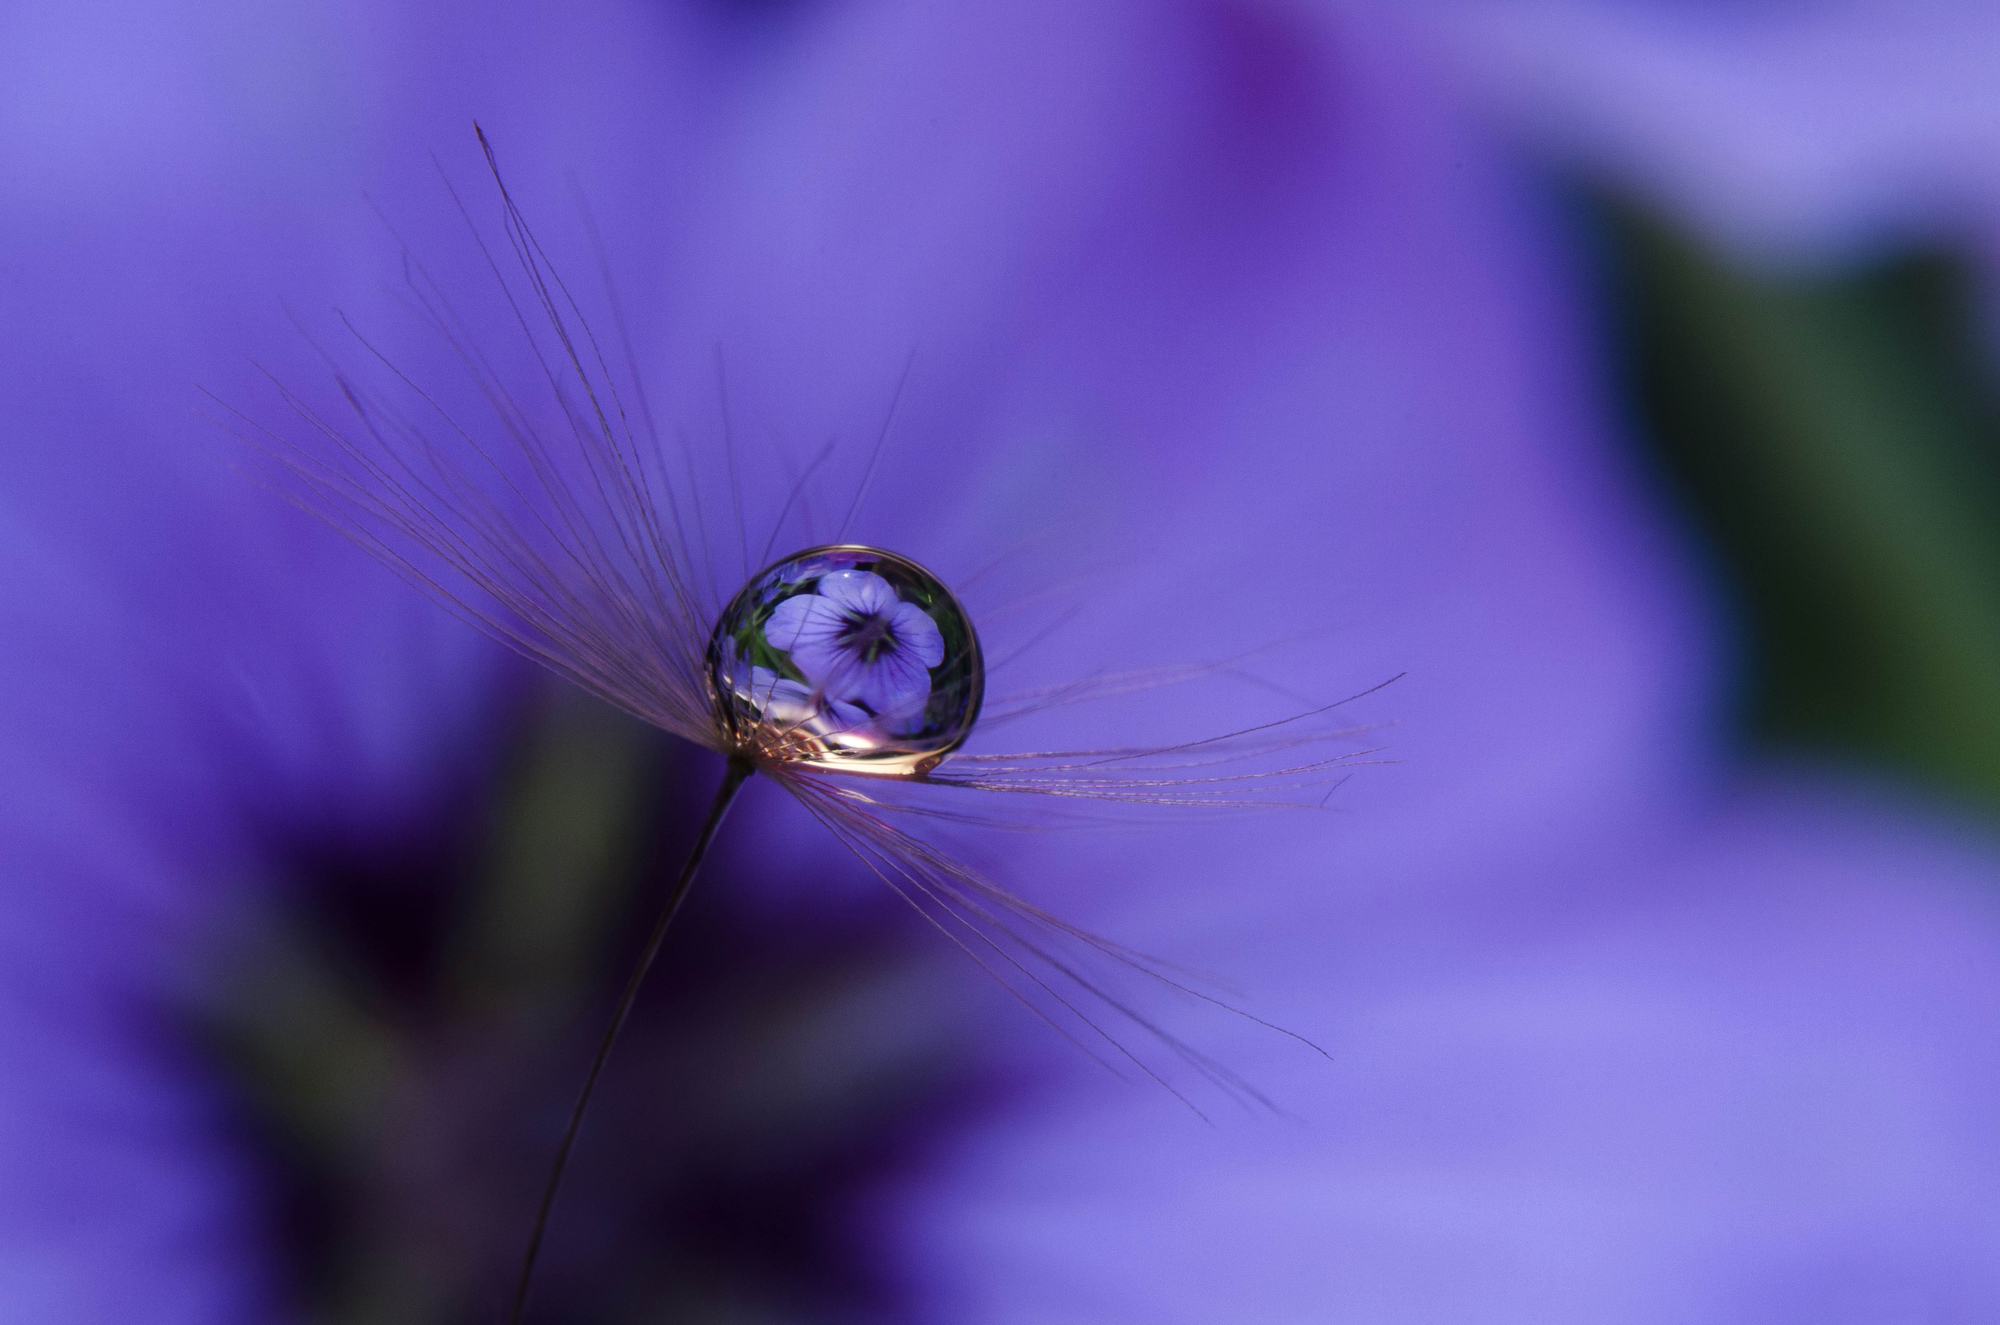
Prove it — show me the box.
[8,1,2000,1321]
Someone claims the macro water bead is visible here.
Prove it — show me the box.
[708,546,984,775]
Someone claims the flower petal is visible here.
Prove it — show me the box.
[816,569,901,617]
[765,594,855,683]
[889,600,946,669]
[846,647,935,720]
[880,780,2000,1320]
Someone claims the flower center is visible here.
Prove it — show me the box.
[838,610,900,664]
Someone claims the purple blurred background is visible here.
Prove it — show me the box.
[6,1,2000,1320]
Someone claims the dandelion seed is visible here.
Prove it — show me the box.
[208,128,1383,1324]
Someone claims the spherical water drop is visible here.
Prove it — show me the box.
[707,546,983,776]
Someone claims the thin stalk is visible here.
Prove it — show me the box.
[506,754,756,1325]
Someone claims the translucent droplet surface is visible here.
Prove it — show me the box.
[708,545,984,776]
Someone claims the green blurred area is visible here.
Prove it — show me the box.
[208,689,666,1322]
[207,685,951,1324]
[1604,201,2000,813]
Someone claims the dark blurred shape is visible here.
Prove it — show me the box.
[202,686,965,1324]
[1603,197,2000,810]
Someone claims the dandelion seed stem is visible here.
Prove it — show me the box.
[506,753,755,1325]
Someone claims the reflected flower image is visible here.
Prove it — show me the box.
[707,546,986,773]
[765,568,944,733]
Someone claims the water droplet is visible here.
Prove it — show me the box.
[708,545,983,775]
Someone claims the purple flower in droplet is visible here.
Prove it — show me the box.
[764,569,943,730]
[719,636,868,737]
